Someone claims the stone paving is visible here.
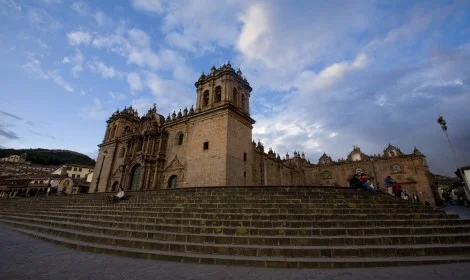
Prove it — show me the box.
[1,225,470,280]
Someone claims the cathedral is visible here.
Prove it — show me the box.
[90,63,439,205]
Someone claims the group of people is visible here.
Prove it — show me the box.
[384,175,418,201]
[349,173,377,193]
[349,173,420,202]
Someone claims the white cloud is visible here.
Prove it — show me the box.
[67,30,91,46]
[131,97,154,115]
[23,55,74,92]
[158,0,243,53]
[62,49,84,77]
[94,11,112,26]
[25,5,62,30]
[131,0,164,14]
[80,97,109,120]
[71,2,87,16]
[88,60,120,79]
[0,0,22,13]
[91,28,196,81]
[146,72,193,108]
[237,2,271,64]
[36,0,63,5]
[127,72,143,93]
[108,91,126,101]
[294,53,368,93]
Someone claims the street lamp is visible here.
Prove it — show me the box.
[437,115,470,201]
[94,150,108,193]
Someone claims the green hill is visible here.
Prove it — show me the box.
[0,148,96,167]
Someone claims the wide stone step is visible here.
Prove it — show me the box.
[4,212,470,237]
[1,211,467,231]
[2,195,414,204]
[4,201,421,211]
[3,215,470,246]
[2,208,456,221]
[6,205,432,215]
[3,219,470,259]
[2,205,440,216]
[5,212,470,236]
[0,190,401,201]
[9,226,470,268]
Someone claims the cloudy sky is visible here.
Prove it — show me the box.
[0,0,469,176]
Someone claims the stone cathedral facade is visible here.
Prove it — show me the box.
[90,63,439,205]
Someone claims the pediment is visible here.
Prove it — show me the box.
[165,156,185,171]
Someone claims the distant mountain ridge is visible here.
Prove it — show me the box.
[0,148,96,167]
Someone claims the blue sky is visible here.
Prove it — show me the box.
[0,0,470,176]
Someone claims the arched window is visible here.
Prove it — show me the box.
[233,88,238,107]
[241,94,246,110]
[176,132,184,146]
[203,90,210,107]
[168,175,177,189]
[119,147,126,158]
[124,126,131,135]
[129,164,141,190]
[355,168,363,175]
[392,164,401,173]
[215,86,221,103]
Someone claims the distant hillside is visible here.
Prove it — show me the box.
[0,148,96,167]
[432,173,460,186]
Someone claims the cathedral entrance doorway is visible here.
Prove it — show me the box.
[129,164,141,190]
[168,175,177,189]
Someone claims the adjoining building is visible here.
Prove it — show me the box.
[90,64,439,205]
[51,164,94,179]
[0,153,28,163]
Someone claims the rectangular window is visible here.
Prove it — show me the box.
[76,175,80,178]
[79,168,82,172]
[243,152,247,161]
[203,142,209,150]
[71,174,75,178]
[73,167,77,171]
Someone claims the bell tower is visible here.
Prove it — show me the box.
[195,62,251,115]
[182,62,255,187]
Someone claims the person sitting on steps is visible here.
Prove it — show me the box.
[359,173,377,194]
[349,174,363,190]
[384,176,395,196]
[108,187,126,202]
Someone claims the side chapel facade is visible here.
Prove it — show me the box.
[90,63,439,205]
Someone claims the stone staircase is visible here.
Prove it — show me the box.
[1,186,470,268]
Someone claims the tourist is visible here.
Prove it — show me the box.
[349,174,363,190]
[109,187,126,202]
[359,173,377,193]
[392,182,403,198]
[384,176,394,195]
[402,190,410,200]
[412,193,420,203]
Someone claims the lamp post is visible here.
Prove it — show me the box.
[94,150,108,193]
[437,115,470,201]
